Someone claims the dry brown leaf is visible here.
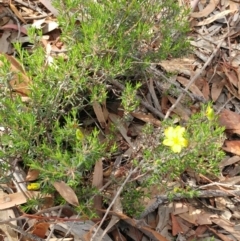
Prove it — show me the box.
[131,112,161,127]
[171,213,183,236]
[200,78,210,100]
[105,211,169,241]
[26,169,40,181]
[195,225,208,237]
[222,66,239,88]
[32,222,50,238]
[177,76,204,98]
[191,0,220,18]
[219,109,240,134]
[223,140,240,155]
[179,206,217,225]
[93,101,107,128]
[1,24,28,35]
[108,113,134,148]
[211,80,225,101]
[167,96,191,121]
[53,181,79,206]
[92,159,103,218]
[207,226,232,241]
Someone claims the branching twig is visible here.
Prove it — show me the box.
[109,78,165,119]
[164,32,229,120]
[91,166,139,241]
[139,188,240,219]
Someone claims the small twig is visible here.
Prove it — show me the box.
[7,223,45,241]
[109,78,165,119]
[139,189,240,219]
[164,32,229,120]
[91,166,139,241]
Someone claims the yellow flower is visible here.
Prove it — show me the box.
[205,106,214,121]
[76,128,84,141]
[27,183,40,191]
[163,126,188,153]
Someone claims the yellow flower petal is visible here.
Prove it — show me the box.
[163,126,188,153]
[175,126,185,136]
[27,183,40,191]
[164,127,174,138]
[206,106,214,121]
[163,138,175,147]
[171,144,182,153]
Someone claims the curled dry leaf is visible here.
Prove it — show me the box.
[32,222,50,238]
[0,54,31,96]
[191,0,220,18]
[26,169,40,181]
[53,181,79,206]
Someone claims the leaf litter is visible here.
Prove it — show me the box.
[1,0,240,240]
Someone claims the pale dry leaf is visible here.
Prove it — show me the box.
[191,0,220,18]
[42,21,59,34]
[196,10,235,26]
[179,205,217,225]
[159,56,196,75]
[172,202,189,215]
[229,1,239,11]
[0,189,18,241]
[0,31,11,53]
[9,2,26,23]
[0,191,45,210]
[220,176,240,185]
[39,0,59,16]
[53,181,79,206]
[211,217,240,240]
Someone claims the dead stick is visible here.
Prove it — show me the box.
[164,32,229,120]
[139,188,240,219]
